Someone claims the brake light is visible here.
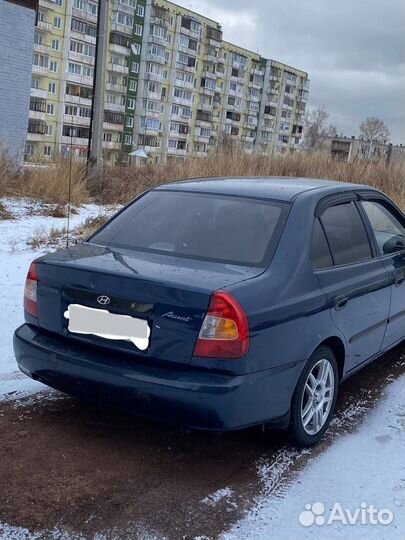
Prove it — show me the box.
[193,291,249,359]
[24,261,38,317]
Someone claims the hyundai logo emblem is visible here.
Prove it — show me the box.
[97,295,111,305]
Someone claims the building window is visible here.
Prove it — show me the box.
[129,79,137,92]
[46,104,55,115]
[124,134,132,145]
[25,143,35,155]
[127,98,135,109]
[134,24,143,36]
[28,120,47,134]
[131,43,141,55]
[46,125,53,136]
[136,4,144,17]
[44,146,52,156]
[126,116,134,128]
[131,62,139,73]
[51,39,60,51]
[53,17,62,29]
[49,61,58,73]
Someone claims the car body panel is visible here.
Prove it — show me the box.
[13,177,405,431]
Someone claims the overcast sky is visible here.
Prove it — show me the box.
[176,0,404,143]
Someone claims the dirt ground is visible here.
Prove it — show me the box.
[1,344,404,540]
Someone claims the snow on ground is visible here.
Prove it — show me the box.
[0,198,108,401]
[221,374,405,540]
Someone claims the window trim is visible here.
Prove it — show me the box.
[313,198,375,270]
[356,194,405,260]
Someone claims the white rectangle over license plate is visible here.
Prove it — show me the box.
[64,304,150,350]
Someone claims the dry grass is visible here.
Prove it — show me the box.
[0,153,89,205]
[26,214,110,249]
[90,151,405,209]
[1,149,404,210]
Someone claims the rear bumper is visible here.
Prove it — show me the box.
[13,324,303,431]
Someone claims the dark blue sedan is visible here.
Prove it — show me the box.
[14,177,405,446]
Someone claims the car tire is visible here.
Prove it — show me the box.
[290,346,339,447]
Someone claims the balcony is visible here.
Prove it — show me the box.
[38,0,55,9]
[72,7,98,23]
[111,22,132,36]
[34,42,49,54]
[167,147,187,156]
[30,87,48,99]
[195,119,212,128]
[26,132,46,141]
[198,102,213,112]
[112,0,135,14]
[32,64,48,76]
[63,114,91,126]
[70,30,96,45]
[106,82,127,93]
[150,15,169,27]
[65,94,93,106]
[194,134,210,144]
[145,52,166,65]
[37,20,52,32]
[144,72,164,85]
[103,122,124,132]
[102,141,122,150]
[147,34,170,48]
[145,90,161,101]
[104,102,126,113]
[109,43,130,56]
[107,62,129,74]
[203,69,217,80]
[66,72,94,86]
[172,96,193,107]
[61,135,89,146]
[248,94,260,103]
[69,51,95,65]
[269,74,281,82]
[205,53,218,64]
[200,87,215,97]
[173,78,193,89]
[29,110,47,121]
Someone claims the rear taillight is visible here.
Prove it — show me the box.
[193,291,249,359]
[24,261,38,317]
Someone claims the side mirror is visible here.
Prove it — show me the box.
[383,235,405,255]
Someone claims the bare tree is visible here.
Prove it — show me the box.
[302,106,337,152]
[359,117,390,143]
[358,117,390,159]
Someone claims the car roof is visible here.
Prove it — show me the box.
[157,176,373,202]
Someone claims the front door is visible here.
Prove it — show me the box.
[359,197,405,349]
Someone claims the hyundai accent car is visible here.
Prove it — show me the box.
[13,177,405,446]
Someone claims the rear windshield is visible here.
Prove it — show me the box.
[90,190,290,267]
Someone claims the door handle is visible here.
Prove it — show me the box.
[334,295,348,310]
[394,273,405,286]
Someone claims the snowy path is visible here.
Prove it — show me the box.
[222,375,405,540]
[0,199,106,400]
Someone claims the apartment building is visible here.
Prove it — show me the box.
[23,0,310,163]
[329,136,405,166]
[0,0,37,163]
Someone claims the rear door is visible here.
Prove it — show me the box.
[358,195,405,349]
[312,195,391,373]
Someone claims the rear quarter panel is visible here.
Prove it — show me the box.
[216,194,347,376]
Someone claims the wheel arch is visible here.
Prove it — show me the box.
[317,336,346,381]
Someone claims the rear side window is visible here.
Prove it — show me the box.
[311,218,333,269]
[90,190,290,267]
[320,202,372,266]
[361,200,405,255]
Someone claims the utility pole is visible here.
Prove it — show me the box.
[88,0,109,170]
